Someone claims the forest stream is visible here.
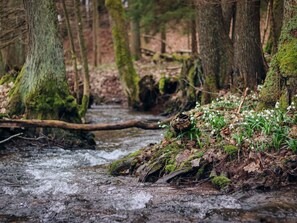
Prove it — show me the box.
[0,105,297,223]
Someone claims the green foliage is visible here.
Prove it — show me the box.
[211,175,231,189]
[0,73,17,85]
[224,145,238,155]
[277,38,297,77]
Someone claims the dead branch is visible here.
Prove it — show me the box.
[0,119,163,131]
[0,133,23,144]
[237,88,249,114]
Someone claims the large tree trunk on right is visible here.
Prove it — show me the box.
[258,0,297,110]
[233,0,266,90]
[106,0,140,108]
[196,0,233,104]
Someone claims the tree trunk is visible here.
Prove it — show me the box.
[265,0,284,54]
[8,0,80,122]
[1,0,25,70]
[106,0,140,108]
[93,0,101,66]
[0,51,4,77]
[74,0,90,116]
[258,0,297,110]
[221,0,235,36]
[62,0,79,100]
[130,18,142,60]
[196,0,233,104]
[191,18,198,55]
[233,0,266,90]
[160,24,166,54]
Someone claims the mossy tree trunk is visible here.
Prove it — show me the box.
[106,0,140,108]
[74,0,90,117]
[265,0,284,54]
[233,0,266,90]
[258,0,297,110]
[62,0,79,100]
[191,18,198,55]
[8,0,79,122]
[196,0,233,104]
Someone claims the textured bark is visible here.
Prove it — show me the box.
[258,0,297,110]
[0,51,4,77]
[191,18,198,55]
[74,0,90,116]
[196,0,233,104]
[221,0,235,35]
[266,0,284,54]
[62,0,79,100]
[1,0,25,69]
[106,0,140,108]
[160,24,166,54]
[233,0,266,90]
[8,0,79,121]
[130,19,141,60]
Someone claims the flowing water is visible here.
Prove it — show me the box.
[0,105,297,223]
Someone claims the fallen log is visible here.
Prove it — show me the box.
[0,119,162,131]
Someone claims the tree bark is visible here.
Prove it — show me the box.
[8,0,80,122]
[106,0,140,108]
[191,18,198,55]
[1,0,25,70]
[233,0,266,90]
[258,0,297,110]
[0,51,4,77]
[62,0,79,100]
[74,0,90,116]
[196,0,233,104]
[265,0,284,54]
[221,0,235,36]
[130,18,142,60]
[160,24,166,54]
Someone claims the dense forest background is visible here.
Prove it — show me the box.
[0,0,296,121]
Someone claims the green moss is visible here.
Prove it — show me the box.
[277,39,297,77]
[79,95,89,117]
[165,164,177,173]
[0,73,17,85]
[211,175,231,189]
[279,90,289,111]
[128,149,141,158]
[158,75,166,94]
[197,151,204,158]
[223,145,238,155]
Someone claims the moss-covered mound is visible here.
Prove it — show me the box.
[109,92,297,191]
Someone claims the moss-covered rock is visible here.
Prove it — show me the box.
[211,175,231,189]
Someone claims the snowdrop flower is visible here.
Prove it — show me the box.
[275,102,280,109]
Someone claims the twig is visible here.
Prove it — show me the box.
[237,88,249,114]
[0,133,23,144]
[17,135,47,141]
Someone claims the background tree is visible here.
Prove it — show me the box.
[62,0,79,100]
[258,0,297,109]
[74,0,90,116]
[93,0,101,66]
[233,0,266,90]
[196,0,233,104]
[106,0,140,108]
[8,0,79,121]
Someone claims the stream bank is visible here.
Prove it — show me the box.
[0,105,297,222]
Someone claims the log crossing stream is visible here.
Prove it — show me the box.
[0,105,297,222]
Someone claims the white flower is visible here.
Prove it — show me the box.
[275,102,280,109]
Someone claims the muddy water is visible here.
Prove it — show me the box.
[0,105,297,223]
